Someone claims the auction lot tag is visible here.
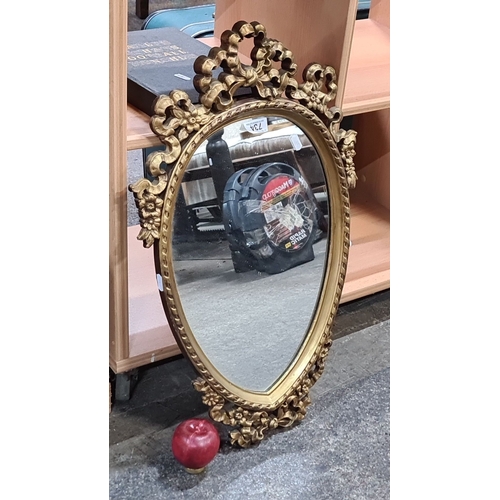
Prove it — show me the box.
[243,117,268,134]
[289,134,302,151]
[157,274,164,291]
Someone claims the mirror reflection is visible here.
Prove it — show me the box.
[171,116,329,392]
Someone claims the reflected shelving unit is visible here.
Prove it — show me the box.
[109,0,390,375]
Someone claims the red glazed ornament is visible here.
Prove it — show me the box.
[171,418,220,474]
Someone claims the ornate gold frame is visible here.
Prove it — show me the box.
[130,21,357,447]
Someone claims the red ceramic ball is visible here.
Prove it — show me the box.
[172,418,220,473]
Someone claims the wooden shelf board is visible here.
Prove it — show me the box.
[127,105,161,151]
[342,19,390,116]
[341,199,390,302]
[117,199,389,371]
[110,344,181,373]
[121,225,181,372]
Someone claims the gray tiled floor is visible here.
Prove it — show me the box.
[109,291,390,499]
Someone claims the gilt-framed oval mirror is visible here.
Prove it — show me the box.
[130,20,357,447]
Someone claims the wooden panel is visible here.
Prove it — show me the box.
[113,225,180,373]
[342,19,390,115]
[341,199,390,302]
[353,152,390,210]
[214,0,358,107]
[344,1,390,292]
[112,345,182,373]
[350,107,390,210]
[127,105,161,151]
[113,224,183,372]
[369,0,390,28]
[109,0,129,364]
[127,226,177,357]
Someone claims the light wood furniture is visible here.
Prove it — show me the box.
[109,0,390,375]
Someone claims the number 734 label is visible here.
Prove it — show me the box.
[243,117,268,134]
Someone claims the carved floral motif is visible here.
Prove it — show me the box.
[334,129,358,188]
[193,377,313,448]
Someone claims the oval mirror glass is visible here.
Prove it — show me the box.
[171,116,329,392]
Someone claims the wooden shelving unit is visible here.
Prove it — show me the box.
[343,17,390,115]
[109,0,390,374]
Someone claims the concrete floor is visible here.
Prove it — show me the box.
[109,289,390,499]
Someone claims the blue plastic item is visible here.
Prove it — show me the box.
[141,4,215,38]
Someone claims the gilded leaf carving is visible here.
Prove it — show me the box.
[333,128,358,189]
[128,150,169,248]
